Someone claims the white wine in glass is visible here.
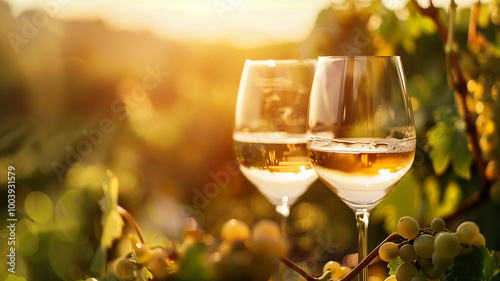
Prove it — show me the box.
[233,59,318,218]
[307,56,416,281]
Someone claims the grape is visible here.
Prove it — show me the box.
[398,216,420,239]
[252,220,281,242]
[114,258,136,280]
[432,252,453,270]
[490,179,500,204]
[252,220,286,257]
[413,234,434,259]
[221,219,251,242]
[427,267,445,279]
[416,256,433,269]
[395,262,418,281]
[323,261,341,276]
[410,276,427,281]
[338,266,352,279]
[430,218,446,232]
[399,244,417,263]
[485,160,500,181]
[384,277,397,281]
[219,241,232,255]
[474,233,486,246]
[379,242,400,262]
[183,217,201,238]
[434,232,460,259]
[456,221,479,244]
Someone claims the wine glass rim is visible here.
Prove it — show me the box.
[245,59,317,66]
[318,55,401,59]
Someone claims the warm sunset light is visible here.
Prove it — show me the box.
[6,0,334,47]
[1,0,499,280]
[4,0,485,47]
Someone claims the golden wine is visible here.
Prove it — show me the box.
[233,132,317,206]
[308,138,415,209]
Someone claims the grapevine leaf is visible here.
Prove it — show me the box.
[427,107,472,179]
[490,271,500,281]
[450,127,473,179]
[4,274,26,281]
[427,122,453,175]
[99,170,124,249]
[482,247,500,280]
[388,257,403,276]
[444,246,500,281]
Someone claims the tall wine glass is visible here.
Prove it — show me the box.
[307,56,416,281]
[233,59,318,221]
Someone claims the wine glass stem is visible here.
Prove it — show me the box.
[278,215,287,281]
[277,196,290,281]
[355,209,369,281]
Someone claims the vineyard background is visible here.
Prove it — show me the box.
[0,1,500,280]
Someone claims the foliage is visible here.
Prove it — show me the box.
[427,106,472,179]
[1,0,500,280]
[444,246,500,281]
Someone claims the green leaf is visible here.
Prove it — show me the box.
[482,246,500,280]
[99,170,124,249]
[490,271,500,281]
[450,127,473,179]
[427,122,453,175]
[444,246,500,281]
[427,107,472,179]
[89,245,107,275]
[4,274,26,281]
[388,257,403,276]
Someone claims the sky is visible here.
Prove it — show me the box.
[5,0,335,48]
[5,0,485,48]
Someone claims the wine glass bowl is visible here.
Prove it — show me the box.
[233,59,317,216]
[307,56,416,281]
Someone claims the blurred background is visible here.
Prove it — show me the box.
[0,0,499,280]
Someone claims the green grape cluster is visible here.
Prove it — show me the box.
[89,218,286,281]
[379,217,486,281]
[321,260,352,281]
[215,219,284,281]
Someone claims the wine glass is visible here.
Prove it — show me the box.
[233,59,318,221]
[307,56,416,281]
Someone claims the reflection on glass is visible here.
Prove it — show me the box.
[233,59,318,218]
[307,56,416,281]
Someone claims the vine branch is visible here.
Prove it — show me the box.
[118,205,146,244]
[411,0,491,224]
[280,233,403,281]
